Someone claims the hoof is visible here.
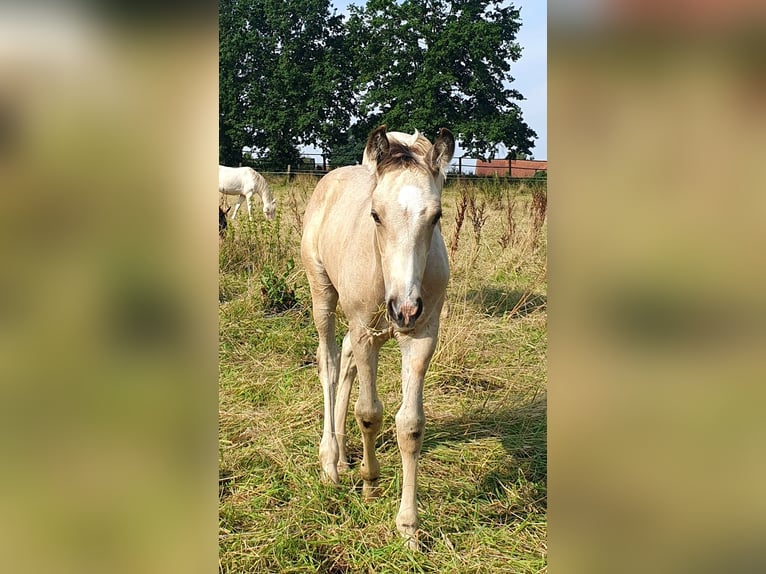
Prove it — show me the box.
[321,466,339,485]
[396,512,419,550]
[398,529,419,551]
[362,480,381,499]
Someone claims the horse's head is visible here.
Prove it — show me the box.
[364,125,455,331]
[219,204,230,238]
[263,198,277,221]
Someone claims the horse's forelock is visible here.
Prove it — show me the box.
[376,138,437,177]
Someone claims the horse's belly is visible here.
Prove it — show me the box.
[219,180,242,195]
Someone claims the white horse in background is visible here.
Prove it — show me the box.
[218,165,277,221]
[301,125,455,549]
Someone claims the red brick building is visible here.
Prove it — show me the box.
[475,158,547,177]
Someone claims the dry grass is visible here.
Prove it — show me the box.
[219,174,547,573]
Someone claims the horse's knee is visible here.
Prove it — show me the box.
[395,410,425,454]
[341,335,354,362]
[355,400,383,433]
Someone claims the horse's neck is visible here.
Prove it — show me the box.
[259,181,273,202]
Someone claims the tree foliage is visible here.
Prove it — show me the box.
[219,0,354,167]
[348,0,536,159]
[219,0,537,165]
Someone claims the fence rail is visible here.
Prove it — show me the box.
[238,152,547,179]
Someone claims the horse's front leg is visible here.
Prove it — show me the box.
[245,192,254,221]
[230,195,246,220]
[349,327,384,498]
[395,328,438,550]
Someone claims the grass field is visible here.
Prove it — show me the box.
[219,173,547,573]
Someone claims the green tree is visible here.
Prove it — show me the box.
[347,0,536,159]
[219,0,251,166]
[219,0,355,168]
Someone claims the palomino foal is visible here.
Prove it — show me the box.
[301,126,455,549]
[218,165,277,221]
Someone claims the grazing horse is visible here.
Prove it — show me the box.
[218,165,277,221]
[301,125,455,549]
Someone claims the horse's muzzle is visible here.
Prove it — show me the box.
[387,297,423,329]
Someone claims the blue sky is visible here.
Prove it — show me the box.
[510,1,547,159]
[331,0,547,159]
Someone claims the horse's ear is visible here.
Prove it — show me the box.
[428,128,455,173]
[363,125,389,170]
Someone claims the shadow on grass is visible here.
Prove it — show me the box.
[341,398,546,495]
[219,469,235,499]
[466,288,546,317]
[422,397,547,517]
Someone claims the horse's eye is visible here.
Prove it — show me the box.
[371,211,381,225]
[432,210,442,225]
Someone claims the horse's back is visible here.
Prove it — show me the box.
[219,165,256,195]
[305,164,371,212]
[302,165,376,284]
[303,166,374,241]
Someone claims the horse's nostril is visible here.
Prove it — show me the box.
[387,298,396,321]
[388,297,423,326]
[412,297,423,322]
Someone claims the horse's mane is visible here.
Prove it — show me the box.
[251,169,273,202]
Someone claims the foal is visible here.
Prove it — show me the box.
[301,126,454,549]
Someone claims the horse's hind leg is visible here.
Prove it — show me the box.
[307,273,341,484]
[349,327,384,498]
[334,332,357,472]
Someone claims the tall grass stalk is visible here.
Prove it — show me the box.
[529,187,547,250]
[499,190,518,250]
[449,188,468,261]
[467,193,488,264]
